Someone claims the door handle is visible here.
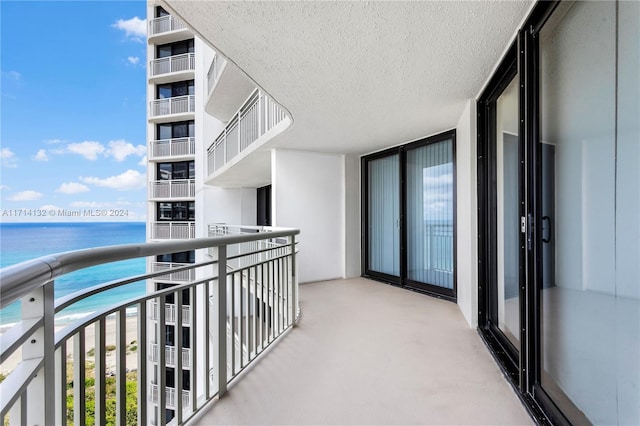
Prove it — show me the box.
[542,216,551,243]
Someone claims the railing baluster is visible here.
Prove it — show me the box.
[158,296,166,426]
[217,246,228,397]
[115,309,127,425]
[175,292,183,424]
[137,301,147,426]
[73,329,86,426]
[190,284,197,414]
[55,344,66,425]
[94,319,106,426]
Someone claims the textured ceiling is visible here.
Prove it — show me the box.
[165,0,533,155]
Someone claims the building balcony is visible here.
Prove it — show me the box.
[206,89,291,187]
[149,179,195,200]
[149,344,191,369]
[149,301,191,326]
[149,95,195,123]
[150,261,196,283]
[0,226,533,425]
[150,385,190,410]
[205,53,256,121]
[148,137,195,161]
[148,15,191,44]
[150,221,196,239]
[149,53,195,84]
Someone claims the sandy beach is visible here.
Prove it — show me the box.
[1,315,141,376]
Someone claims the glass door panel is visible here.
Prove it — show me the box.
[367,154,400,277]
[406,139,454,290]
[496,77,520,348]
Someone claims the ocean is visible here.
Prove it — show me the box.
[0,222,147,327]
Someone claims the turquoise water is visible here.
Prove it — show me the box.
[0,222,147,326]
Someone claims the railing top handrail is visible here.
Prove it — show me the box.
[151,94,194,104]
[0,227,299,309]
[151,52,194,61]
[151,178,195,183]
[151,136,194,144]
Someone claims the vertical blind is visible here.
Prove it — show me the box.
[406,140,454,289]
[368,154,400,276]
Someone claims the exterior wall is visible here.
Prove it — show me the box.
[201,187,256,226]
[344,154,361,278]
[271,149,345,283]
[455,100,478,328]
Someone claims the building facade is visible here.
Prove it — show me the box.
[147,1,639,424]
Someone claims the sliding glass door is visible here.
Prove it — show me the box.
[478,1,639,423]
[363,131,456,300]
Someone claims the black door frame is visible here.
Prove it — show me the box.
[362,129,457,301]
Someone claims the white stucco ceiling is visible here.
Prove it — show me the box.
[165,0,533,156]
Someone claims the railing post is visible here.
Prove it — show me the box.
[289,236,298,326]
[15,281,55,425]
[217,245,228,397]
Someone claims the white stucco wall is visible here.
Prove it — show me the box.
[344,154,361,278]
[455,99,478,328]
[271,149,345,283]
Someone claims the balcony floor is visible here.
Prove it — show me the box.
[195,277,532,425]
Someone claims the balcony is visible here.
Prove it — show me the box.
[148,15,191,44]
[149,344,190,369]
[148,137,195,161]
[205,53,256,121]
[0,227,299,425]
[149,301,191,326]
[150,385,190,410]
[150,221,196,239]
[149,53,195,84]
[206,89,290,185]
[150,261,196,282]
[149,179,195,200]
[149,95,195,123]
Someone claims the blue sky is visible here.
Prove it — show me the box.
[1,1,148,222]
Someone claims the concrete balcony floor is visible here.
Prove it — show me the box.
[195,277,532,425]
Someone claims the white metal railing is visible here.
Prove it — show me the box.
[206,53,223,95]
[149,179,195,199]
[149,301,191,326]
[148,15,187,36]
[207,89,288,175]
[149,137,195,160]
[149,344,191,369]
[150,385,190,410]
[150,222,196,239]
[150,53,195,77]
[151,262,196,282]
[150,95,195,118]
[0,226,299,425]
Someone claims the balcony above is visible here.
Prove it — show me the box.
[149,53,195,84]
[206,89,291,188]
[205,53,256,122]
[149,300,190,326]
[149,95,195,123]
[150,261,196,283]
[150,221,195,239]
[148,137,195,161]
[149,344,191,369]
[148,15,192,44]
[149,179,195,200]
[150,385,190,410]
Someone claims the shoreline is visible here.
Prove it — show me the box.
[1,314,141,376]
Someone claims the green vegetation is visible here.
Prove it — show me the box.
[66,363,138,425]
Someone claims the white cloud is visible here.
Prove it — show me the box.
[67,141,105,160]
[0,185,10,191]
[8,190,43,201]
[70,200,132,208]
[106,139,146,162]
[45,139,64,145]
[56,182,90,194]
[34,149,48,161]
[138,155,147,166]
[40,204,62,211]
[2,70,21,80]
[1,147,17,168]
[127,56,140,65]
[80,169,146,191]
[112,17,146,41]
